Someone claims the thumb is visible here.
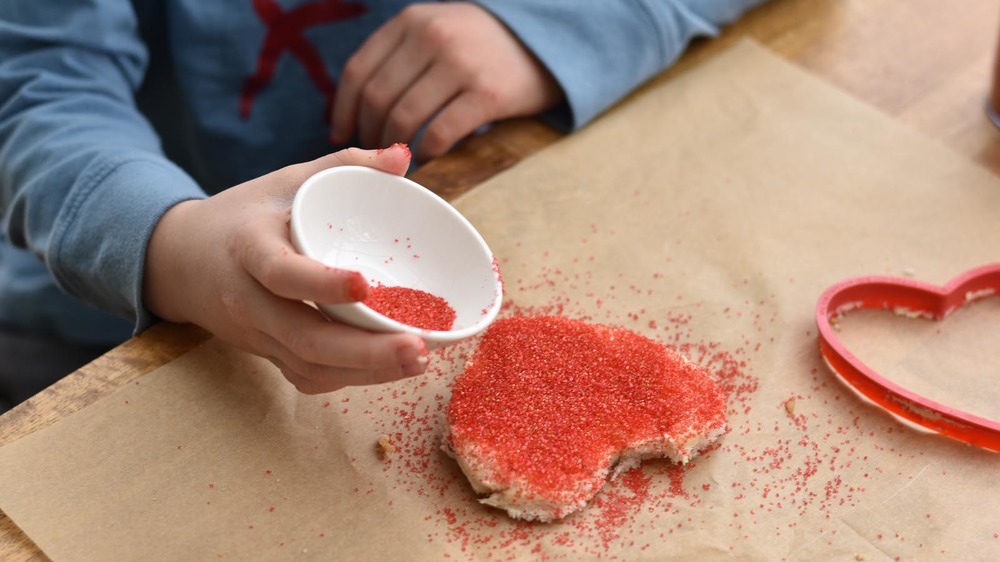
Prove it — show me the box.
[273,143,412,203]
[309,143,412,178]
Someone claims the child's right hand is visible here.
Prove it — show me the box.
[142,144,429,394]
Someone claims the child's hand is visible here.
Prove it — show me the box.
[330,3,563,161]
[142,144,429,394]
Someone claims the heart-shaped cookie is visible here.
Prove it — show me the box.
[442,316,728,522]
[815,263,1000,452]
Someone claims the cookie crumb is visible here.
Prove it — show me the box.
[855,555,865,561]
[376,434,396,459]
[784,398,796,415]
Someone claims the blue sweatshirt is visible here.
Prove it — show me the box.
[0,0,763,347]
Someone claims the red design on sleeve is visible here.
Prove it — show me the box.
[241,0,367,119]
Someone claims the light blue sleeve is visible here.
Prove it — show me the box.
[0,1,206,333]
[472,0,768,129]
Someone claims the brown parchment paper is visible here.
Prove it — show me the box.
[2,40,1000,561]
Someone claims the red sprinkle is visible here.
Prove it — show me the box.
[363,284,456,331]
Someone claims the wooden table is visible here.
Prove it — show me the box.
[3,0,1000,559]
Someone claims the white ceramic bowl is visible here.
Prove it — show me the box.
[290,166,503,347]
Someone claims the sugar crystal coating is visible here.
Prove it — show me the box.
[363,285,456,331]
[444,315,728,521]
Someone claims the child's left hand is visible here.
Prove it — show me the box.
[329,2,563,161]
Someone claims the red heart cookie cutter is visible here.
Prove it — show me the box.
[815,263,1000,453]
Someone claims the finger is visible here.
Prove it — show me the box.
[240,223,369,304]
[297,145,412,184]
[279,367,341,395]
[379,62,461,147]
[267,328,429,394]
[331,17,407,144]
[270,354,368,395]
[254,296,429,373]
[415,90,494,161]
[275,359,368,395]
[356,38,433,148]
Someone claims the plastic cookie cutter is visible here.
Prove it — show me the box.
[815,263,1000,453]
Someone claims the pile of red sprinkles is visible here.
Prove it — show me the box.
[363,284,456,331]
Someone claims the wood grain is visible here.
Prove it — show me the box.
[3,0,1000,558]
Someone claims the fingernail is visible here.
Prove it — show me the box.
[347,271,369,301]
[398,341,429,377]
